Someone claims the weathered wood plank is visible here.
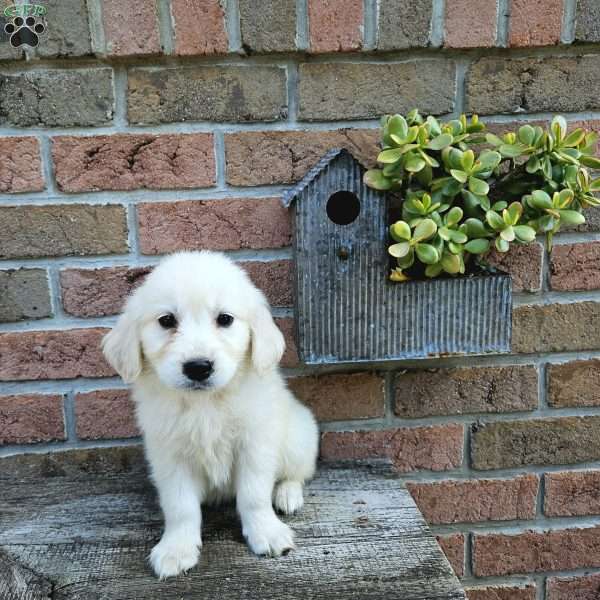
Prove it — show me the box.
[0,446,465,599]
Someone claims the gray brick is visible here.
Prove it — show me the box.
[467,56,600,115]
[298,60,455,121]
[0,269,52,322]
[0,205,128,259]
[128,66,287,124]
[0,69,113,127]
[395,365,538,418]
[513,302,600,354]
[378,0,432,50]
[30,0,92,58]
[239,0,296,53]
[575,0,600,42]
[472,417,600,470]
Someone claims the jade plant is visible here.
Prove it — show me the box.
[364,110,600,281]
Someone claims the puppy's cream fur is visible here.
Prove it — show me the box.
[102,251,318,579]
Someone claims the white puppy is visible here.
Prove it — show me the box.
[102,251,319,579]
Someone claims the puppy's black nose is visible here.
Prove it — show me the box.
[182,359,214,382]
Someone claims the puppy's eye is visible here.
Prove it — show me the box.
[158,313,177,329]
[216,313,234,327]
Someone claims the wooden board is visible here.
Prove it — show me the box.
[0,446,465,600]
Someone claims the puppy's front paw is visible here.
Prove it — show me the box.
[149,535,201,579]
[274,481,304,515]
[244,515,295,557]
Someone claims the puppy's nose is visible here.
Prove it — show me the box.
[182,359,214,382]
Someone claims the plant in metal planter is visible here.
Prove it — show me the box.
[364,110,600,281]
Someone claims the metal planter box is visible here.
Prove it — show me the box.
[282,148,512,366]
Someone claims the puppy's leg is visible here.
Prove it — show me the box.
[274,401,319,515]
[149,465,203,579]
[236,451,295,557]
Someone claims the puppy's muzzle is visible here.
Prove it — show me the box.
[183,359,214,382]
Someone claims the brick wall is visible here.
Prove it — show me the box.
[1,0,600,597]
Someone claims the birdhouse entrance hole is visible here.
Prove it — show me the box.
[326,190,360,225]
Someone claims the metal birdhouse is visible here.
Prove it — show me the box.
[282,148,512,365]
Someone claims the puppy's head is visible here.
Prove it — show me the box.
[102,251,285,391]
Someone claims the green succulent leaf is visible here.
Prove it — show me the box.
[415,243,440,264]
[389,242,411,258]
[581,155,600,169]
[364,169,392,190]
[441,252,462,274]
[559,210,586,226]
[499,143,527,158]
[513,225,537,243]
[495,237,510,253]
[486,210,505,231]
[518,125,535,146]
[468,177,489,195]
[426,133,454,151]
[464,238,490,254]
[390,221,412,241]
[450,169,468,183]
[413,218,438,241]
[405,156,427,172]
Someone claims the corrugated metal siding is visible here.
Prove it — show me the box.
[293,152,512,365]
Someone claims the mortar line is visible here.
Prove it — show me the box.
[3,109,600,138]
[296,0,309,51]
[286,61,299,123]
[363,0,378,50]
[536,575,545,600]
[156,0,174,55]
[452,58,469,117]
[496,0,510,47]
[36,134,56,195]
[383,370,395,423]
[86,0,106,55]
[63,390,78,442]
[126,203,140,259]
[225,0,242,53]
[562,0,577,44]
[213,129,227,189]
[45,265,67,320]
[464,531,473,578]
[430,0,445,48]
[112,65,128,130]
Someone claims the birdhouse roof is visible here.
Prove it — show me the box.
[281,147,362,208]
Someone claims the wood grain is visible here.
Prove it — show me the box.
[0,446,465,599]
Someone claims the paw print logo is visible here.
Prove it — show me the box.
[5,16,45,48]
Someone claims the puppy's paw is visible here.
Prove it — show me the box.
[274,481,304,515]
[244,516,295,557]
[149,535,201,579]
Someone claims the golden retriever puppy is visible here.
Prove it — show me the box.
[102,251,319,579]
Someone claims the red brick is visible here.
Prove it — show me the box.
[473,526,600,576]
[0,328,113,381]
[0,394,65,445]
[225,129,379,186]
[239,260,293,307]
[60,267,151,318]
[550,242,600,291]
[101,0,161,56]
[308,0,363,53]
[509,0,562,47]
[0,137,44,193]
[548,359,600,408]
[137,198,291,255]
[75,389,139,440]
[61,260,293,318]
[436,534,465,577]
[171,0,228,55]
[547,574,600,600]
[445,0,497,48]
[407,475,538,525]
[320,424,464,473]
[466,585,536,600]
[288,372,384,422]
[52,134,215,192]
[486,243,544,293]
[276,317,299,368]
[545,470,600,517]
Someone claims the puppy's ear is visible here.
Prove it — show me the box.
[102,310,142,384]
[250,302,285,374]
